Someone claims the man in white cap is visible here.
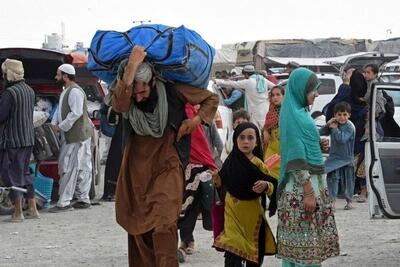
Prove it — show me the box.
[214,64,275,130]
[49,63,93,212]
[111,46,218,267]
[0,59,39,222]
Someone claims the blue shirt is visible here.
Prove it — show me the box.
[319,121,355,173]
[223,89,243,106]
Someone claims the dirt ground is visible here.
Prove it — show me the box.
[1,140,400,267]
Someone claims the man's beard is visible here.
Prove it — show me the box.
[134,87,158,113]
[56,79,65,88]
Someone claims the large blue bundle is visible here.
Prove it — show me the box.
[88,24,215,88]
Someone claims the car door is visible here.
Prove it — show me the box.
[366,83,400,219]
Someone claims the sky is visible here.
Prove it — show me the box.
[1,0,399,50]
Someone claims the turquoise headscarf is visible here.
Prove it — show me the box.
[278,68,325,193]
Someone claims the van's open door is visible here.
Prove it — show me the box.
[366,83,400,219]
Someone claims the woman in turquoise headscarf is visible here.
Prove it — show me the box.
[277,68,340,267]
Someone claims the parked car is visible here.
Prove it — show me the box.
[0,48,105,200]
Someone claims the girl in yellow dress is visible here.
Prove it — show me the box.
[263,85,285,179]
[212,122,277,267]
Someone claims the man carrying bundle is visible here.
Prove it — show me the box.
[111,46,218,267]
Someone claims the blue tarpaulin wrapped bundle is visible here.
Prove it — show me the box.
[88,24,215,88]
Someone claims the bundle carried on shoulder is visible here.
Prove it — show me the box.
[88,24,215,89]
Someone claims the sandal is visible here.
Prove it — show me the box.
[177,248,186,263]
[344,203,353,210]
[9,214,24,223]
[355,195,366,203]
[185,241,195,255]
[24,209,40,219]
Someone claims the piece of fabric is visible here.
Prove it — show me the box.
[1,81,35,149]
[211,187,225,240]
[319,121,355,173]
[128,223,179,267]
[263,128,281,179]
[179,164,212,225]
[214,171,277,264]
[322,83,352,122]
[102,119,124,199]
[327,165,355,202]
[264,104,281,131]
[57,138,92,207]
[216,78,273,130]
[58,64,76,75]
[0,146,34,201]
[203,122,224,168]
[113,84,218,236]
[279,68,324,193]
[250,74,267,93]
[134,62,153,84]
[276,170,340,265]
[364,79,386,117]
[55,85,92,144]
[223,89,244,108]
[282,259,321,267]
[178,165,213,243]
[349,70,367,101]
[219,122,277,207]
[1,59,24,81]
[185,104,217,169]
[126,80,168,138]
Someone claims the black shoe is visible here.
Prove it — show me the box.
[100,195,115,202]
[72,202,91,209]
[48,205,74,213]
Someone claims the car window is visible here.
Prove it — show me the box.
[385,90,400,106]
[318,78,336,95]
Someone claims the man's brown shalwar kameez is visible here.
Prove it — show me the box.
[112,80,218,267]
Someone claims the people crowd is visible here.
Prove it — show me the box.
[1,46,399,267]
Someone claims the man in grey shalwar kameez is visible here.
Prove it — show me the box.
[49,64,93,212]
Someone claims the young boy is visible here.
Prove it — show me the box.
[320,101,356,210]
[225,109,250,155]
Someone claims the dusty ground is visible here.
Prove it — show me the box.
[2,186,400,267]
[1,140,400,266]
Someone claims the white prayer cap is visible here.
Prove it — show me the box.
[58,64,76,75]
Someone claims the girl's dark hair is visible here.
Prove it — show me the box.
[232,108,250,123]
[269,85,285,97]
